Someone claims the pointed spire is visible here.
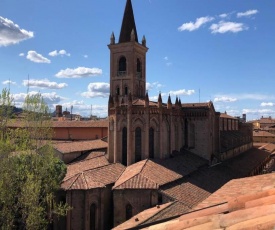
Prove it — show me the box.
[144,91,149,107]
[167,94,172,109]
[110,32,115,44]
[142,35,146,46]
[119,0,138,43]
[178,98,182,108]
[158,92,162,108]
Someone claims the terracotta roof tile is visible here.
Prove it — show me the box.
[253,130,275,137]
[62,163,125,190]
[7,119,109,128]
[113,159,183,189]
[140,174,275,230]
[220,113,237,119]
[64,154,110,180]
[195,173,275,210]
[53,139,108,154]
[113,203,173,230]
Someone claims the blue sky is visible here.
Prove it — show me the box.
[1,0,275,120]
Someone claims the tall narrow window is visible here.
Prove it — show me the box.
[149,127,154,158]
[135,127,142,162]
[126,204,133,220]
[118,56,127,76]
[122,127,127,166]
[90,203,97,230]
[116,87,120,96]
[125,86,128,95]
[137,58,141,78]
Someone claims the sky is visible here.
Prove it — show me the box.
[1,0,275,121]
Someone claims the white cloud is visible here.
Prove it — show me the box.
[214,96,237,102]
[55,67,102,78]
[164,57,168,61]
[49,49,71,57]
[83,55,88,58]
[210,21,248,34]
[239,94,275,101]
[169,89,195,96]
[237,9,258,18]
[178,16,214,32]
[19,53,24,57]
[146,82,164,91]
[12,91,64,105]
[0,16,34,46]
[26,50,51,63]
[242,108,275,117]
[22,79,68,89]
[61,100,108,117]
[219,13,228,18]
[2,80,16,85]
[261,102,274,107]
[81,82,110,98]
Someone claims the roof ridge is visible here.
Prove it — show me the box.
[113,160,148,189]
[68,173,81,190]
[140,158,149,174]
[67,153,106,166]
[80,161,113,174]
[140,202,175,225]
[81,172,89,190]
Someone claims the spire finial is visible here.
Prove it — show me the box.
[142,35,146,46]
[110,32,115,44]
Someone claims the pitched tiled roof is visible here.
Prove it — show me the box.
[220,113,237,119]
[181,102,211,109]
[7,119,108,128]
[113,159,183,190]
[113,203,173,230]
[195,173,275,210]
[62,163,125,190]
[53,139,108,154]
[113,202,190,230]
[64,154,110,180]
[253,130,275,137]
[139,173,275,230]
[51,119,108,128]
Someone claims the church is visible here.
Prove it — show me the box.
[58,1,259,229]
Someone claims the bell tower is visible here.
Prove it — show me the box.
[108,0,148,102]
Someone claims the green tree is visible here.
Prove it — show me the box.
[0,91,68,229]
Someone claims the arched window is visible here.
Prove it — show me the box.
[118,56,127,76]
[124,86,128,95]
[135,127,142,162]
[137,58,141,78]
[122,127,127,166]
[126,204,133,220]
[149,127,154,158]
[116,87,120,96]
[90,203,97,230]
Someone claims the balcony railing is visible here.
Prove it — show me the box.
[117,71,126,77]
